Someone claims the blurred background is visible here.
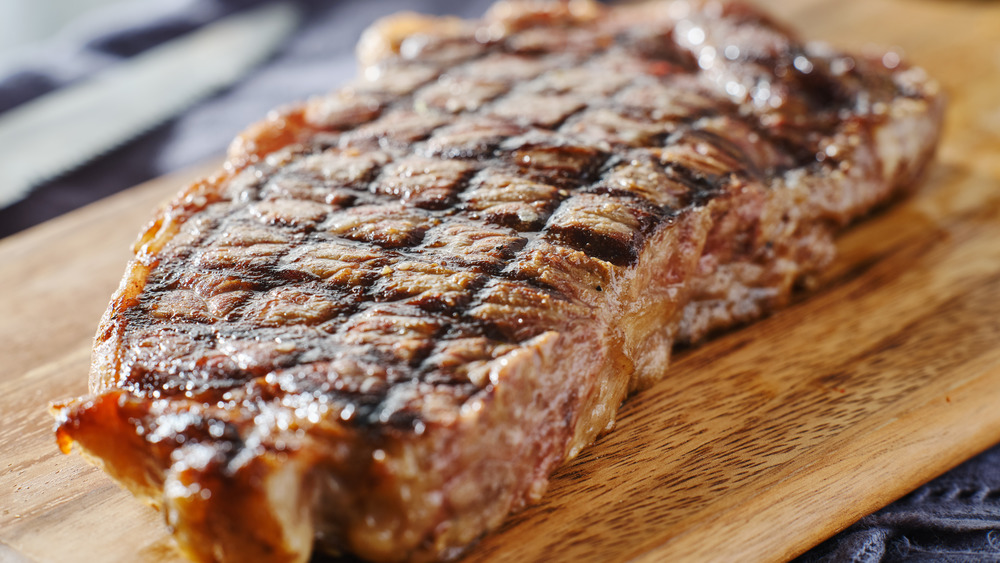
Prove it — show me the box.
[0,0,499,237]
[0,0,139,59]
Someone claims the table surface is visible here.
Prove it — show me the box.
[3,0,1000,561]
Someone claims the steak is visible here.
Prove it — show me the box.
[52,1,944,562]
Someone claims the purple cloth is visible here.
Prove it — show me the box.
[2,2,998,561]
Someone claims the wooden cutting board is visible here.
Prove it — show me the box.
[3,0,1000,561]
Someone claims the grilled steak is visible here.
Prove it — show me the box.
[52,1,944,562]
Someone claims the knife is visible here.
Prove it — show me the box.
[0,3,300,208]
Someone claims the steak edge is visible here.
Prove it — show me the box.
[52,1,944,562]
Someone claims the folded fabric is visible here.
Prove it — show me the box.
[2,1,997,561]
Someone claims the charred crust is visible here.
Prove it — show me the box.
[102,17,909,405]
[62,4,945,562]
[89,0,927,415]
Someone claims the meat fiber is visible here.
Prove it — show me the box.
[52,1,944,562]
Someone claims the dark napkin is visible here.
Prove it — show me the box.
[2,1,998,561]
[795,445,1000,562]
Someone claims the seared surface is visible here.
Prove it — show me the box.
[53,1,943,562]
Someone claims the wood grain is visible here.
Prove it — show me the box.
[2,0,1000,561]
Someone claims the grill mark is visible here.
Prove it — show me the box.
[543,189,666,267]
[663,162,728,206]
[514,145,610,190]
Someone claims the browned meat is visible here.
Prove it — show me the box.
[51,1,944,562]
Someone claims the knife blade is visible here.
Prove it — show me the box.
[0,3,299,208]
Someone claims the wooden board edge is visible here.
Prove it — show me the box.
[629,362,1000,563]
[0,538,39,563]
